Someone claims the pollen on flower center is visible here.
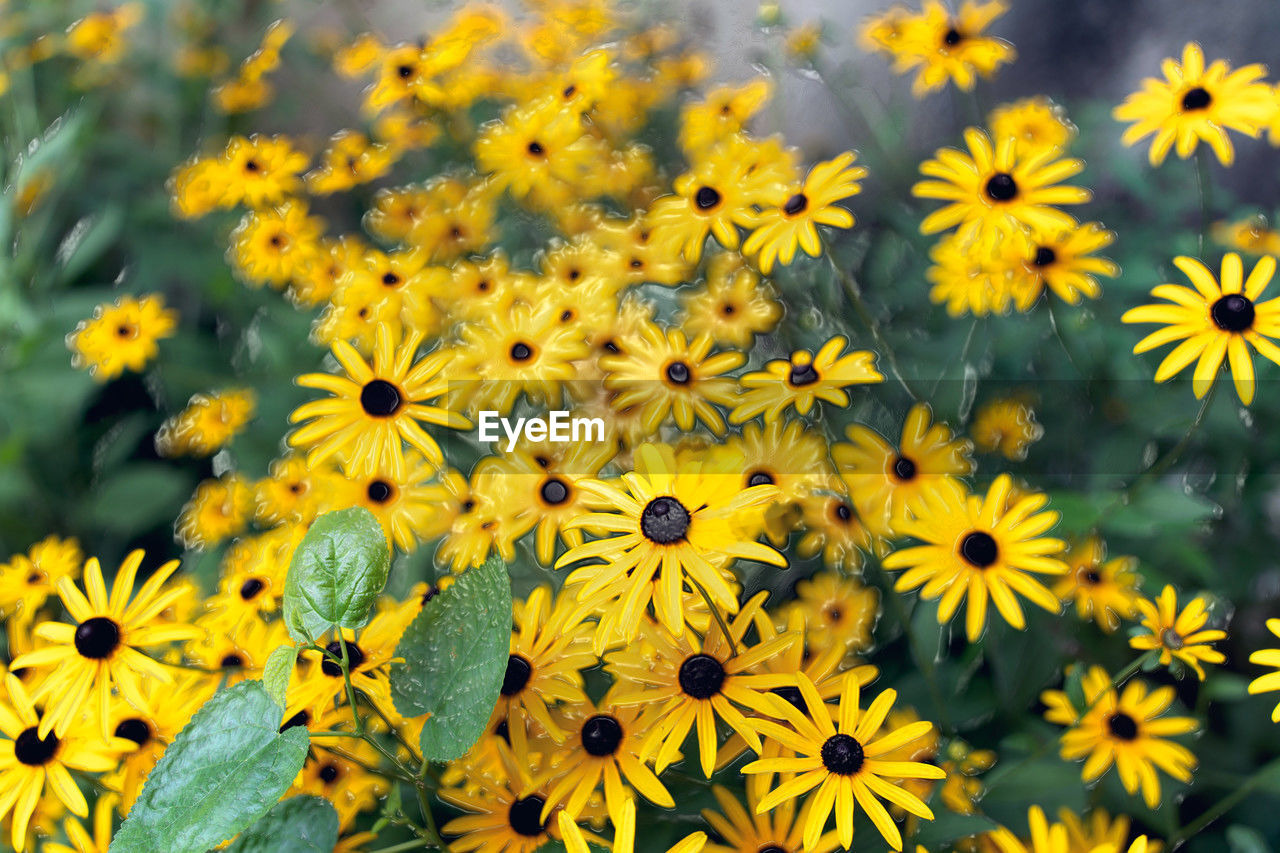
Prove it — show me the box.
[640,496,691,544]
[985,173,1019,202]
[678,653,726,699]
[892,455,918,481]
[581,714,624,756]
[1211,294,1255,332]
[508,795,548,836]
[14,726,59,766]
[502,654,533,696]
[359,379,403,417]
[74,616,121,659]
[1107,712,1139,741]
[114,717,153,748]
[820,732,866,775]
[959,531,999,568]
[666,361,692,384]
[321,640,366,676]
[694,185,721,210]
[1181,86,1212,111]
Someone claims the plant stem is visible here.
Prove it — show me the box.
[689,575,739,657]
[870,559,953,735]
[1195,148,1213,255]
[1168,755,1280,847]
[367,839,432,853]
[415,783,444,848]
[1046,298,1084,379]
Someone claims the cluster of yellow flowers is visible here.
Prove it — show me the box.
[16,1,1280,852]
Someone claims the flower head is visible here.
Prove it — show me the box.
[1129,585,1226,680]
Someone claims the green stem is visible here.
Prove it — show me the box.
[822,241,921,402]
[1046,298,1084,379]
[337,637,365,736]
[1168,755,1280,847]
[367,839,432,853]
[689,575,739,657]
[415,783,444,848]
[870,559,953,735]
[1195,148,1213,255]
[323,745,416,785]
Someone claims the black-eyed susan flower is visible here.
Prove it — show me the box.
[0,536,82,627]
[341,452,443,554]
[253,454,339,526]
[913,128,1090,237]
[559,792,708,853]
[701,777,841,853]
[306,130,397,194]
[11,550,201,739]
[289,325,467,479]
[1056,806,1158,853]
[556,443,785,647]
[607,593,792,777]
[832,402,974,536]
[0,675,129,851]
[971,397,1044,460]
[1129,585,1226,680]
[731,337,883,424]
[742,152,867,275]
[795,483,882,574]
[1122,253,1280,405]
[291,742,390,832]
[1052,537,1141,633]
[1042,665,1197,809]
[67,293,178,381]
[1247,618,1280,721]
[175,473,254,550]
[648,137,763,262]
[889,1,1015,97]
[727,419,835,546]
[988,97,1077,154]
[1212,215,1280,256]
[745,672,945,851]
[600,321,742,435]
[925,227,1015,317]
[108,674,209,810]
[784,572,881,656]
[1003,220,1120,308]
[45,790,117,853]
[986,805,1071,853]
[217,134,307,208]
[679,252,782,348]
[678,80,773,156]
[1113,41,1273,167]
[155,388,257,457]
[882,474,1068,642]
[228,200,323,288]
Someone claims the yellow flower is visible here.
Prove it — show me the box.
[1113,41,1274,167]
[989,97,1077,154]
[1042,665,1197,808]
[731,336,883,424]
[10,550,201,739]
[1212,215,1280,256]
[0,536,82,626]
[701,777,841,853]
[678,80,773,156]
[560,793,706,853]
[786,572,881,655]
[67,293,178,381]
[648,137,766,262]
[986,805,1071,853]
[155,388,257,457]
[743,152,867,274]
[1003,220,1120,307]
[65,3,143,64]
[744,672,945,851]
[679,253,782,348]
[305,130,397,194]
[1247,618,1280,721]
[288,325,468,479]
[217,134,307,208]
[913,127,1091,237]
[175,473,254,550]
[229,201,324,288]
[1121,253,1280,405]
[1052,538,1141,633]
[1129,585,1226,680]
[882,474,1068,642]
[971,398,1044,460]
[887,1,1015,97]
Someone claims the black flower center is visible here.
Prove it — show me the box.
[783,193,808,216]
[641,496,691,544]
[695,186,722,210]
[366,480,394,504]
[381,272,401,287]
[666,361,691,384]
[116,323,136,338]
[74,616,121,659]
[1082,569,1102,585]
[502,654,533,696]
[821,733,865,775]
[540,478,570,505]
[221,653,245,669]
[494,719,511,743]
[771,685,805,711]
[510,342,534,362]
[748,470,775,487]
[244,158,261,173]
[527,141,545,156]
[892,455,917,481]
[1181,86,1212,111]
[678,653,726,700]
[319,762,341,784]
[321,641,366,677]
[959,531,999,568]
[788,361,819,386]
[1211,294,1255,332]
[1107,712,1139,741]
[759,846,789,853]
[985,173,1019,202]
[508,795,548,836]
[280,710,310,732]
[581,714,624,756]
[239,577,265,600]
[1161,628,1185,650]
[420,584,440,605]
[14,726,59,766]
[943,27,963,46]
[396,64,413,79]
[835,502,853,522]
[360,379,403,417]
[114,718,152,748]
[1033,246,1057,267]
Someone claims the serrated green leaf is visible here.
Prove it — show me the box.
[390,555,511,761]
[224,796,338,853]
[283,507,390,642]
[262,645,298,710]
[110,681,309,853]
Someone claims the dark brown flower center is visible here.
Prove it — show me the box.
[581,714,624,756]
[508,795,548,836]
[360,379,403,417]
[239,577,265,600]
[502,654,533,696]
[1107,712,1139,741]
[366,480,394,504]
[821,733,865,774]
[115,717,153,748]
[666,361,691,384]
[788,361,819,386]
[220,653,245,669]
[783,193,808,216]
[748,470,774,487]
[1211,294,1255,332]
[74,616,121,659]
[1181,87,1212,111]
[14,726,59,765]
[985,173,1018,202]
[959,531,999,568]
[540,478,570,505]
[892,455,917,481]
[321,641,366,677]
[695,186,721,210]
[641,496,691,544]
[678,653,726,699]
[943,27,963,46]
[1033,246,1057,267]
[510,342,534,362]
[526,141,545,157]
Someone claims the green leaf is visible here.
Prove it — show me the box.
[1228,825,1274,853]
[56,206,124,284]
[910,811,999,848]
[262,645,298,710]
[390,555,512,761]
[80,464,193,535]
[110,681,309,853]
[224,796,338,853]
[282,507,390,643]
